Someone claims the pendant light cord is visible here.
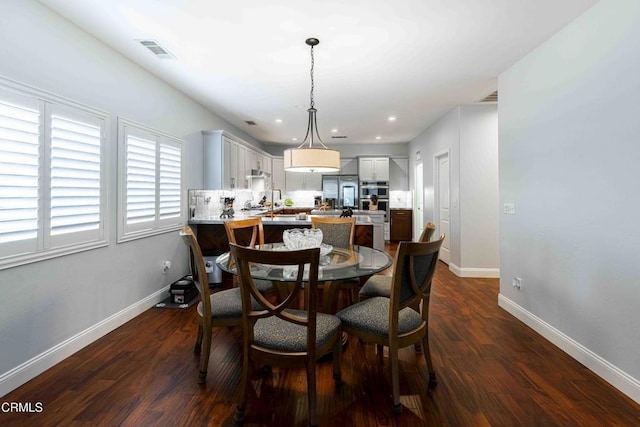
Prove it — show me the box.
[310,44,315,109]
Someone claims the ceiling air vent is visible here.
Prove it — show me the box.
[137,40,174,59]
[331,135,348,139]
[245,120,257,126]
[480,91,498,103]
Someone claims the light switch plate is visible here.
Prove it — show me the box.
[503,203,515,215]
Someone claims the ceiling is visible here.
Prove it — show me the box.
[38,0,597,146]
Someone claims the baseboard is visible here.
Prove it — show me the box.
[498,293,640,405]
[0,286,169,398]
[449,263,500,278]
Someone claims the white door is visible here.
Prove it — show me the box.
[414,162,424,240]
[436,154,450,264]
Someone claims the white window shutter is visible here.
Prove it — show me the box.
[159,141,181,221]
[0,96,40,248]
[49,114,102,236]
[126,134,157,225]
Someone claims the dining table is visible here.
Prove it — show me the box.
[216,243,393,313]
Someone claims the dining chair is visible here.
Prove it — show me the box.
[179,226,243,384]
[224,217,274,293]
[310,216,358,311]
[310,216,356,249]
[336,236,444,413]
[358,222,437,300]
[229,243,342,427]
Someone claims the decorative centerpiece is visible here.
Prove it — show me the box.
[282,228,333,256]
[283,228,323,249]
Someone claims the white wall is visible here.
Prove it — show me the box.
[498,0,640,403]
[0,0,260,396]
[408,105,499,276]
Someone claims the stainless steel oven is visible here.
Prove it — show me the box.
[360,197,389,221]
[360,181,389,198]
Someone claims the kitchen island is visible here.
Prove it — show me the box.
[189,213,373,255]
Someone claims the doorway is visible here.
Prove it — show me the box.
[434,152,450,264]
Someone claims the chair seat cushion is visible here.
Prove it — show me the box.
[198,287,243,319]
[337,297,423,336]
[358,275,391,298]
[254,310,341,352]
[254,279,274,292]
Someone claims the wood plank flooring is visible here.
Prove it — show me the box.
[2,243,639,426]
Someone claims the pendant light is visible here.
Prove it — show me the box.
[283,38,340,173]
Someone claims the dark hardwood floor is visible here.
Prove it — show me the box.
[2,243,639,426]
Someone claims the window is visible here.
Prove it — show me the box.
[0,83,107,269]
[118,118,183,242]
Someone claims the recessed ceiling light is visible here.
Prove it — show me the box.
[388,116,397,122]
[375,136,382,140]
[275,119,283,123]
[292,138,298,141]
[331,129,338,133]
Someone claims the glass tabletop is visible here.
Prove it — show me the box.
[216,244,392,282]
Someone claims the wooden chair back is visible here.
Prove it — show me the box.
[389,235,445,325]
[224,217,265,248]
[310,216,356,249]
[418,222,437,242]
[179,226,212,317]
[230,243,321,337]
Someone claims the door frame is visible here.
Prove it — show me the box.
[433,150,450,262]
[413,161,424,241]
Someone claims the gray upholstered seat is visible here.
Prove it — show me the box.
[197,287,243,319]
[315,222,352,248]
[254,309,341,352]
[197,287,262,319]
[358,275,391,299]
[337,297,422,336]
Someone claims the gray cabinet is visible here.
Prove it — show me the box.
[359,157,390,181]
[202,130,272,190]
[285,171,322,192]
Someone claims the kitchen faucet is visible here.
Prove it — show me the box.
[270,188,282,216]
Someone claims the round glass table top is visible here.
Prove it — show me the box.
[216,244,392,282]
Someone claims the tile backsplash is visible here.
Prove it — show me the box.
[389,191,413,208]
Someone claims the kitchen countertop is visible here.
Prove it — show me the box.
[310,209,385,216]
[189,212,373,226]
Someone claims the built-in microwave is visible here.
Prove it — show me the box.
[360,181,389,198]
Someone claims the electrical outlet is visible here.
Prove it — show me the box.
[512,277,522,290]
[162,260,172,274]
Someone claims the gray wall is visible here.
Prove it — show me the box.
[498,0,640,402]
[408,104,499,275]
[0,0,259,395]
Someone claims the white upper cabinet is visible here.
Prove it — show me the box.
[201,130,272,190]
[285,171,322,192]
[359,157,390,181]
[272,157,285,190]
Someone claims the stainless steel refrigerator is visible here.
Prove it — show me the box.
[321,175,359,209]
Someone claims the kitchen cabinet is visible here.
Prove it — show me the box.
[389,157,409,191]
[285,171,322,192]
[359,157,390,182]
[390,209,413,241]
[201,130,272,190]
[272,157,285,190]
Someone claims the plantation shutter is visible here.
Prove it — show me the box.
[126,133,157,226]
[49,111,102,239]
[0,93,40,251]
[159,141,181,221]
